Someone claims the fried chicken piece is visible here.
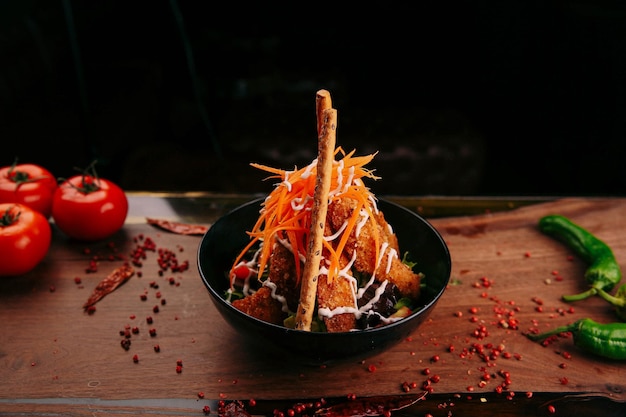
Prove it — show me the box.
[232,286,285,325]
[232,238,303,325]
[375,255,421,300]
[267,238,302,313]
[375,208,400,252]
[317,248,357,332]
[327,197,421,299]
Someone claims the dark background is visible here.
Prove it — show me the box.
[2,1,625,196]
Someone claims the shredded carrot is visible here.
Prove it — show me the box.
[229,147,381,288]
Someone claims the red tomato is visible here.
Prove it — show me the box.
[52,174,128,242]
[0,203,52,277]
[0,162,58,218]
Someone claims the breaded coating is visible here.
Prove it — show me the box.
[375,256,421,299]
[317,249,357,332]
[327,197,421,299]
[374,208,399,252]
[267,239,302,312]
[232,286,285,325]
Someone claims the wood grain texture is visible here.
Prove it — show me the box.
[0,197,624,415]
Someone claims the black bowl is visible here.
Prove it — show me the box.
[197,198,451,364]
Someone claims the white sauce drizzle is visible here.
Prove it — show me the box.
[340,251,358,284]
[276,236,306,264]
[263,280,292,313]
[329,160,344,197]
[324,220,348,242]
[357,279,389,314]
[323,250,359,294]
[355,208,369,238]
[291,195,311,211]
[368,194,379,214]
[340,166,356,195]
[318,305,360,319]
[282,168,296,192]
[356,241,388,298]
[385,247,398,274]
[300,160,317,180]
[318,279,390,322]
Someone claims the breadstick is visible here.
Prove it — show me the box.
[295,106,337,331]
[316,89,332,137]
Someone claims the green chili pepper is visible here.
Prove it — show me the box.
[526,318,626,360]
[596,283,626,321]
[538,214,622,302]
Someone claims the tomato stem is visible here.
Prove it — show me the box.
[0,205,20,226]
[59,160,103,194]
[6,158,54,186]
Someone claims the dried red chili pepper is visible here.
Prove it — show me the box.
[83,265,135,310]
[146,217,209,235]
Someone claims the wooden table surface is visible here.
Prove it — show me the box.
[0,192,624,417]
